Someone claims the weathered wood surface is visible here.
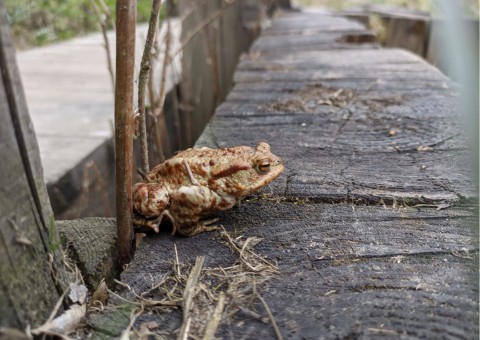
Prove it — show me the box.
[178,0,264,146]
[57,218,117,290]
[0,3,68,329]
[251,12,378,53]
[119,10,478,338]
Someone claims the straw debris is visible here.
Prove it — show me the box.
[111,228,281,339]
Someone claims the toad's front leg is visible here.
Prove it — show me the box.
[132,183,170,233]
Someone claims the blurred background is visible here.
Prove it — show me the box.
[5,0,478,49]
[294,0,478,15]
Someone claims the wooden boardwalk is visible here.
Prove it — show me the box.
[114,11,477,339]
[17,21,181,184]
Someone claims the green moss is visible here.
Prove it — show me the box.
[88,304,136,339]
[48,214,62,253]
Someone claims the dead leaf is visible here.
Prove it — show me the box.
[32,304,86,336]
[91,280,109,307]
[69,282,88,305]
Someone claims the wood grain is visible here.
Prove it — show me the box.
[0,3,68,329]
[121,10,478,339]
[57,218,118,289]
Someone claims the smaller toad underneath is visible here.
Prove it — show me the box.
[132,142,284,236]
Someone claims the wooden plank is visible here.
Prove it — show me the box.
[384,15,429,56]
[118,10,478,339]
[121,202,478,338]
[0,3,68,329]
[57,218,118,289]
[178,0,260,146]
[249,12,378,53]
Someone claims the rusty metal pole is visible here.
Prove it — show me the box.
[115,0,136,266]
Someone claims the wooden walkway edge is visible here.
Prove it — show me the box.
[114,10,478,339]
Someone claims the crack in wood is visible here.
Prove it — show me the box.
[313,248,479,263]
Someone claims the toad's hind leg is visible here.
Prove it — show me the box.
[176,219,221,237]
[169,186,222,236]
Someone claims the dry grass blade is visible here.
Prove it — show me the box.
[256,290,283,340]
[103,229,280,338]
[174,243,182,277]
[119,305,144,340]
[220,228,278,273]
[47,285,71,323]
[114,278,181,307]
[202,292,225,340]
[178,317,191,340]
[178,256,205,340]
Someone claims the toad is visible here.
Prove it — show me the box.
[132,142,284,236]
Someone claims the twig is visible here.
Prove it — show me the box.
[91,0,115,90]
[96,0,115,29]
[138,0,162,175]
[107,289,142,306]
[116,278,182,307]
[155,19,171,116]
[146,29,164,162]
[174,243,182,278]
[220,228,278,272]
[255,290,283,340]
[119,305,144,340]
[115,0,136,266]
[173,0,236,58]
[142,275,168,296]
[114,278,133,292]
[139,296,182,307]
[34,329,75,340]
[47,286,70,323]
[153,24,173,160]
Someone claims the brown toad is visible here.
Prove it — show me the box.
[132,142,284,236]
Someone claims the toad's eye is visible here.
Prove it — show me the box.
[257,159,271,174]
